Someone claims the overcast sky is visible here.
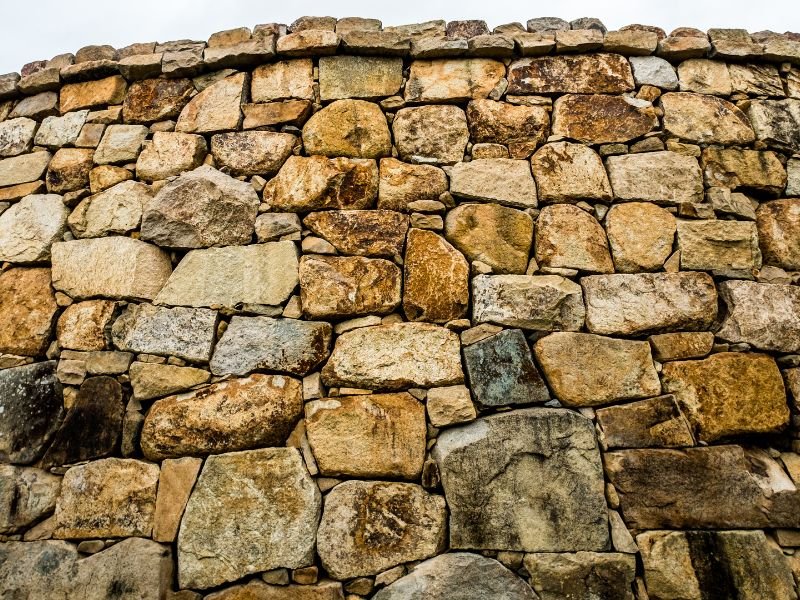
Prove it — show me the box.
[1,0,798,74]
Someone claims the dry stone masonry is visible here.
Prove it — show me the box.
[2,13,800,600]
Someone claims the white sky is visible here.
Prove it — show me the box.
[1,0,799,74]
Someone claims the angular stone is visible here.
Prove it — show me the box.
[251,59,314,101]
[176,73,245,134]
[242,99,313,128]
[606,151,703,203]
[317,481,445,580]
[122,77,193,123]
[757,199,800,269]
[534,332,660,407]
[604,445,800,529]
[649,331,714,361]
[177,448,321,589]
[630,56,678,89]
[68,180,151,238]
[507,53,634,94]
[377,158,448,211]
[302,99,390,159]
[210,316,331,376]
[322,322,463,389]
[141,165,258,248]
[59,75,127,113]
[747,99,800,151]
[54,458,159,539]
[0,268,58,356]
[466,99,549,158]
[597,395,695,449]
[135,131,207,181]
[393,105,469,165]
[46,147,92,193]
[9,92,58,120]
[582,272,718,335]
[93,124,148,164]
[0,181,45,203]
[434,409,609,551]
[88,164,131,192]
[0,465,60,533]
[153,457,202,543]
[264,155,378,211]
[277,29,339,56]
[662,92,755,145]
[405,59,504,102]
[730,63,784,96]
[676,219,761,275]
[657,32,712,60]
[129,361,210,401]
[118,53,163,80]
[0,150,51,188]
[678,59,732,95]
[299,255,401,318]
[0,117,37,157]
[305,392,425,478]
[525,553,636,600]
[717,280,800,352]
[606,202,676,272]
[531,142,612,203]
[303,210,408,258]
[701,148,787,196]
[319,56,403,100]
[210,130,295,176]
[142,373,302,460]
[206,581,344,600]
[34,110,88,149]
[0,194,67,263]
[535,204,613,273]
[426,385,476,427]
[450,158,537,208]
[111,303,217,362]
[51,237,171,300]
[255,212,302,242]
[552,94,657,144]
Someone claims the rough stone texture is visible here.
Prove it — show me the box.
[303,210,408,257]
[68,180,151,238]
[393,105,469,165]
[466,99,549,158]
[701,147,787,196]
[649,331,714,362]
[582,272,718,335]
[676,219,761,276]
[535,204,613,273]
[0,194,67,263]
[717,280,800,353]
[747,98,800,151]
[678,59,732,95]
[606,151,703,204]
[534,332,660,407]
[596,395,696,449]
[175,72,245,134]
[662,92,756,144]
[0,151,51,188]
[35,111,88,148]
[525,552,636,600]
[606,203,676,272]
[94,124,148,165]
[135,131,208,181]
[0,465,61,534]
[305,393,425,478]
[630,56,678,89]
[552,94,658,144]
[426,385,476,427]
[434,409,609,551]
[177,448,321,589]
[46,147,93,193]
[0,268,58,357]
[303,99,391,159]
[129,362,210,401]
[211,131,296,176]
[450,158,537,209]
[122,77,194,123]
[507,53,634,94]
[531,142,612,203]
[377,158,448,211]
[321,323,464,389]
[59,75,127,113]
[403,228,469,322]
[141,373,302,460]
[756,198,800,269]
[0,118,37,157]
[55,299,114,351]
[405,59,505,102]
[251,59,314,101]
[153,457,202,543]
[319,56,403,100]
[299,255,401,318]
[317,481,446,579]
[210,316,332,376]
[206,581,345,600]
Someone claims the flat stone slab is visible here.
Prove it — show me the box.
[605,151,703,204]
[525,552,637,600]
[0,268,58,357]
[596,395,695,449]
[507,53,634,94]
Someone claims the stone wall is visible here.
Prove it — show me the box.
[2,14,800,600]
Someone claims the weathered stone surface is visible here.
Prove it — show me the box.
[649,331,714,362]
[0,194,67,263]
[373,552,537,600]
[135,131,207,181]
[88,164,132,192]
[638,530,797,600]
[302,99,391,159]
[141,373,302,460]
[304,210,408,257]
[51,237,172,300]
[444,203,533,273]
[701,147,787,196]
[305,392,426,478]
[605,445,800,529]
[535,204,613,273]
[531,142,612,203]
[322,323,464,389]
[264,155,378,211]
[466,99,549,158]
[630,56,678,89]
[377,158,448,211]
[606,151,703,203]
[678,59,732,95]
[747,98,800,151]
[299,255,402,318]
[434,409,608,551]
[525,552,636,600]
[156,242,299,310]
[242,99,313,128]
[0,117,37,157]
[111,303,217,362]
[757,199,800,269]
[0,465,60,533]
[393,105,469,165]
[552,94,657,144]
[277,29,339,56]
[68,180,151,238]
[46,147,92,193]
[251,59,314,101]
[176,73,245,134]
[141,165,259,248]
[153,457,202,543]
[463,328,549,407]
[129,361,210,401]
[94,124,148,164]
[177,448,321,589]
[534,332,660,407]
[606,202,676,272]
[319,56,403,100]
[210,316,331,376]
[255,212,302,242]
[597,395,695,449]
[59,75,127,113]
[403,228,469,322]
[405,59,504,102]
[717,280,800,352]
[676,219,761,275]
[450,158,537,208]
[730,63,784,96]
[54,458,159,539]
[122,77,194,123]
[426,385,476,427]
[210,131,295,176]
[317,481,445,580]
[582,272,718,335]
[0,268,58,356]
[662,92,755,144]
[508,53,634,94]
[0,150,51,187]
[206,581,345,600]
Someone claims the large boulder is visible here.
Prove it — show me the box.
[318,55,403,100]
[135,131,208,181]
[661,92,755,144]
[596,395,696,449]
[0,268,58,357]
[251,58,314,102]
[175,72,245,133]
[0,194,67,263]
[552,94,657,144]
[303,209,408,257]
[67,181,151,239]
[0,151,51,187]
